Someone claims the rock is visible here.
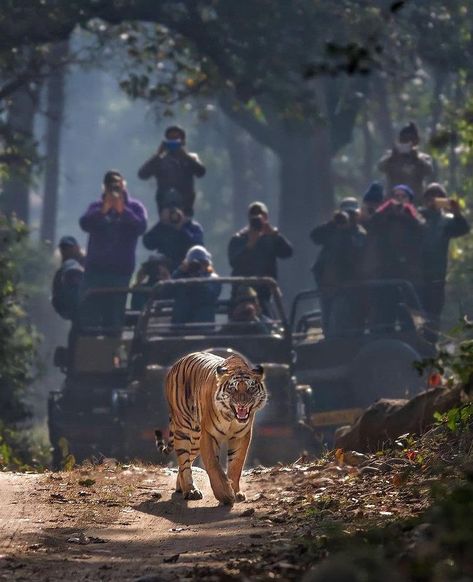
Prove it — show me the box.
[239,508,255,517]
[334,386,464,452]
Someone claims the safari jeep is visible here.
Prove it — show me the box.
[49,278,305,465]
[291,279,436,449]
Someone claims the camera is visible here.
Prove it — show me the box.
[249,216,264,231]
[188,260,203,275]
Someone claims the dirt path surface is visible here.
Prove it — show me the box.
[0,441,444,582]
[0,463,287,581]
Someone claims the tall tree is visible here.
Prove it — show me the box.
[40,41,68,243]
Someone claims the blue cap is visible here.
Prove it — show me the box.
[58,235,78,248]
[363,182,384,204]
[392,184,414,201]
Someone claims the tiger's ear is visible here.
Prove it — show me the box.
[252,364,264,378]
[216,365,228,376]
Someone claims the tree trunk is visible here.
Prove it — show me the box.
[362,106,374,185]
[1,88,38,222]
[40,41,68,244]
[373,73,395,149]
[222,118,252,229]
[278,122,334,302]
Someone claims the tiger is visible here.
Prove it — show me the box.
[156,351,267,505]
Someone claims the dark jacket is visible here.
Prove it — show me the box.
[170,268,221,324]
[142,220,204,272]
[51,259,84,320]
[365,199,424,284]
[378,147,433,202]
[310,221,367,289]
[138,151,205,215]
[79,191,147,276]
[228,229,293,280]
[419,208,470,281]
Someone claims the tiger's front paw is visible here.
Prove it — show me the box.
[235,492,246,502]
[217,491,236,506]
[184,488,203,500]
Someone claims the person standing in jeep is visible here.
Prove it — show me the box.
[79,170,147,334]
[378,122,433,204]
[228,202,293,310]
[137,125,206,217]
[419,183,470,341]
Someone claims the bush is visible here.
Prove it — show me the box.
[0,214,41,468]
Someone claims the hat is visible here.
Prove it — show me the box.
[363,182,384,204]
[248,201,269,215]
[103,170,123,186]
[339,197,360,213]
[392,184,414,202]
[399,122,419,144]
[58,235,78,248]
[423,182,447,199]
[185,245,212,263]
[62,258,84,274]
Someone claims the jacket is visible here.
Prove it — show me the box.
[170,268,221,324]
[365,199,424,283]
[419,208,470,281]
[310,221,367,289]
[378,147,433,202]
[138,150,206,214]
[79,191,148,276]
[142,219,204,271]
[228,229,293,280]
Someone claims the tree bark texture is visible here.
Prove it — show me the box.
[40,41,68,244]
[1,87,38,222]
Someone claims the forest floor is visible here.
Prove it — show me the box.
[0,427,472,581]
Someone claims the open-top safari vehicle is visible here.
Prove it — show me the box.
[48,277,306,466]
[290,279,436,448]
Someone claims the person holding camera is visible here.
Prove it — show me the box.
[310,198,367,336]
[363,184,425,332]
[360,181,384,228]
[419,183,470,340]
[171,245,221,325]
[138,125,206,216]
[228,202,293,309]
[131,253,171,311]
[79,170,147,334]
[378,122,433,204]
[142,205,204,272]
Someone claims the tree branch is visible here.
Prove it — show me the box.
[218,92,280,152]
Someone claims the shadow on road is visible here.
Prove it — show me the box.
[133,494,234,525]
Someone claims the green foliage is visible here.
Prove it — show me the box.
[0,215,40,468]
[433,403,473,433]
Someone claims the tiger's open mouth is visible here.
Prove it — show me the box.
[234,406,250,422]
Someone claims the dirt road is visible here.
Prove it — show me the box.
[0,463,288,581]
[0,449,434,581]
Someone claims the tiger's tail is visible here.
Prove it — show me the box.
[155,429,174,455]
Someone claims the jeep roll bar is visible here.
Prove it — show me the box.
[133,276,287,342]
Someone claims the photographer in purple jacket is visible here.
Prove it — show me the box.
[79,170,148,335]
